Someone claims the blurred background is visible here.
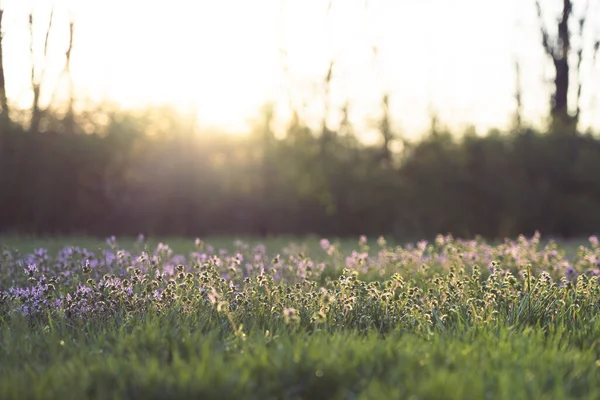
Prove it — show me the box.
[0,0,599,240]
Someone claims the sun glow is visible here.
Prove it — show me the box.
[1,0,599,137]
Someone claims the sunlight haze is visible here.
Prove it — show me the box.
[1,0,599,139]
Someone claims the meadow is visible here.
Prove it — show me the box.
[1,233,600,399]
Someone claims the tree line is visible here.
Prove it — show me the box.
[1,105,600,240]
[0,0,599,240]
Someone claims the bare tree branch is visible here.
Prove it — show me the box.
[29,12,41,132]
[43,8,54,60]
[514,59,523,130]
[0,7,9,125]
[29,13,34,88]
[66,21,74,103]
[64,20,75,133]
[578,0,590,36]
[29,7,55,132]
[575,45,583,121]
[48,18,75,132]
[322,60,334,134]
[574,0,592,122]
[380,93,394,164]
[557,0,573,59]
[535,0,557,60]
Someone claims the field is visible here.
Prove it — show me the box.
[1,233,600,399]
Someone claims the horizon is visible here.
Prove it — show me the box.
[1,0,599,141]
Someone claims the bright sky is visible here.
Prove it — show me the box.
[1,0,599,139]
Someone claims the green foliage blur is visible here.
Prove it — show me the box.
[1,104,599,240]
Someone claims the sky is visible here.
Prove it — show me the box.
[1,0,599,140]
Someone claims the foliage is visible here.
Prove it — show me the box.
[1,106,600,239]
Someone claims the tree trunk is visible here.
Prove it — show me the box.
[513,60,523,130]
[28,10,54,133]
[552,57,570,127]
[380,94,393,164]
[0,8,9,127]
[534,0,580,131]
[31,84,42,132]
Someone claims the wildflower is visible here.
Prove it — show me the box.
[359,235,368,246]
[435,234,445,247]
[207,287,220,305]
[312,309,327,324]
[106,236,117,248]
[566,264,577,282]
[216,301,228,312]
[488,261,499,275]
[81,261,91,274]
[283,307,300,325]
[24,264,38,277]
[321,292,335,305]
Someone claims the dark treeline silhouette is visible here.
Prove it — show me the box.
[1,104,600,241]
[1,0,599,240]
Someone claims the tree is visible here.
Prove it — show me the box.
[379,94,395,165]
[48,19,75,134]
[0,5,9,127]
[28,9,55,133]
[257,102,275,237]
[513,59,524,131]
[534,0,600,130]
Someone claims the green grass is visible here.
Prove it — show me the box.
[0,234,588,260]
[2,318,599,400]
[1,234,600,399]
[0,234,365,257]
